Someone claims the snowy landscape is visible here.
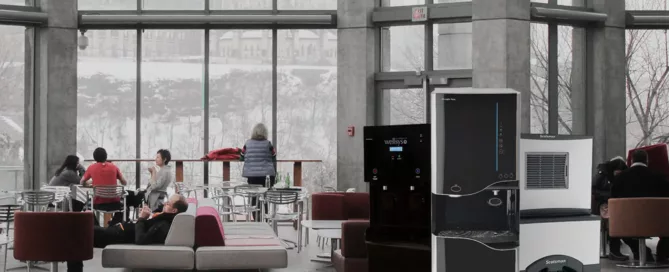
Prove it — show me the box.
[3,0,669,191]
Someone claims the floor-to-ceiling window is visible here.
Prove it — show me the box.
[77,30,138,185]
[76,0,337,192]
[0,25,25,191]
[208,30,273,181]
[277,29,337,189]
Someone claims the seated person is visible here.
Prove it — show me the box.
[48,155,87,211]
[80,147,128,225]
[612,150,669,262]
[592,156,629,261]
[67,194,189,272]
[127,149,175,212]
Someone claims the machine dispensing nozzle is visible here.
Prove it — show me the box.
[493,190,499,196]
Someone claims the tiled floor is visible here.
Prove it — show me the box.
[2,224,667,272]
[1,224,335,272]
[601,238,669,272]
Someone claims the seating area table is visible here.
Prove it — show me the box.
[301,220,344,263]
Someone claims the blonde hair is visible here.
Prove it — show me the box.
[251,123,268,140]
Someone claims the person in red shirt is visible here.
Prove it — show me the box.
[81,147,128,225]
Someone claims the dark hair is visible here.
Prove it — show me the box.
[173,198,188,213]
[157,149,172,165]
[632,150,649,165]
[55,155,79,176]
[93,147,108,163]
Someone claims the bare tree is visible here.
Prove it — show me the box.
[625,0,669,147]
[529,24,574,135]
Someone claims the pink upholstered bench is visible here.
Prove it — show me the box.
[194,205,287,270]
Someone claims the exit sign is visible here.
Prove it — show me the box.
[412,6,428,22]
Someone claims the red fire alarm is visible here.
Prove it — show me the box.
[347,126,355,137]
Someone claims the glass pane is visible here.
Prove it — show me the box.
[210,0,271,9]
[78,30,137,186]
[382,0,425,7]
[626,0,665,10]
[385,89,426,125]
[277,29,337,192]
[433,22,472,70]
[278,0,336,10]
[625,29,667,149]
[557,25,574,135]
[0,25,25,191]
[79,0,136,10]
[530,23,548,134]
[141,30,204,184]
[381,25,425,72]
[141,0,204,10]
[208,30,273,182]
[0,0,26,5]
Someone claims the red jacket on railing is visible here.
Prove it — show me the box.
[201,148,242,161]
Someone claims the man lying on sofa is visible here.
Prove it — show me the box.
[68,194,189,272]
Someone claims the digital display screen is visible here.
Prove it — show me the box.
[389,146,403,152]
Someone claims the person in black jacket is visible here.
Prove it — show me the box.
[612,150,669,262]
[67,194,189,272]
[592,157,629,261]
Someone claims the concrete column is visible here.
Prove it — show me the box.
[587,0,626,163]
[570,0,587,135]
[25,0,78,188]
[472,0,531,133]
[337,0,378,192]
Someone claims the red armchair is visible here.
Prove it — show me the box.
[13,212,94,270]
[311,192,370,220]
[333,220,370,272]
[311,192,370,272]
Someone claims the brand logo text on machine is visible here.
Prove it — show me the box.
[384,138,408,145]
[546,259,566,265]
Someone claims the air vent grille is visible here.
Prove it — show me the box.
[526,153,568,189]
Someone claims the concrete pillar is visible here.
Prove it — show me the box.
[25,0,78,188]
[587,0,626,163]
[337,0,378,192]
[472,0,531,133]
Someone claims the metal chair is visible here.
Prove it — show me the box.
[92,185,126,226]
[11,192,53,271]
[264,190,300,250]
[20,191,55,212]
[209,186,236,222]
[322,186,337,193]
[0,205,21,271]
[175,182,194,198]
[233,184,264,222]
[41,186,71,212]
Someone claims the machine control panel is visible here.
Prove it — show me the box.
[364,124,430,185]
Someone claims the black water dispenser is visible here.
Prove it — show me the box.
[364,124,431,271]
[431,90,520,272]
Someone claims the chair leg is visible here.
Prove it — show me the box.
[3,244,7,272]
[640,239,647,266]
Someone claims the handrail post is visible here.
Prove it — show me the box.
[223,161,231,181]
[175,161,184,183]
[293,162,302,187]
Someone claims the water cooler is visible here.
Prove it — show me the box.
[364,124,431,272]
[431,88,520,272]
